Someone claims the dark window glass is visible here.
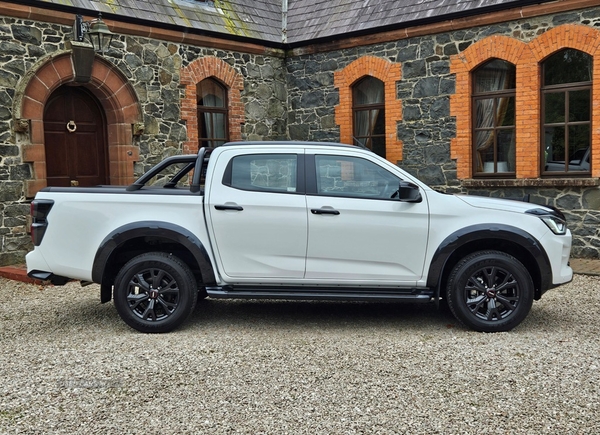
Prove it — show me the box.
[542,49,591,175]
[314,155,401,200]
[570,90,591,122]
[352,77,386,158]
[472,59,516,176]
[543,49,592,86]
[227,154,298,193]
[474,59,516,93]
[544,92,565,124]
[197,78,228,148]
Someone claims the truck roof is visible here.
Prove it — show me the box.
[221,141,360,149]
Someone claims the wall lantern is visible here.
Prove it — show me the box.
[69,13,116,83]
[74,13,115,54]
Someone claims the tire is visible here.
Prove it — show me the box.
[446,250,534,332]
[113,252,198,333]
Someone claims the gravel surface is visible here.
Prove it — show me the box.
[1,275,599,434]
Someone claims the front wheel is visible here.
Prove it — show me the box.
[113,252,198,333]
[446,250,534,332]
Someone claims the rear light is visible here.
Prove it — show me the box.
[30,199,54,246]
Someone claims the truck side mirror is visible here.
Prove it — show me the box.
[396,181,422,203]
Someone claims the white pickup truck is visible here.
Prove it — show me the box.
[26,141,573,333]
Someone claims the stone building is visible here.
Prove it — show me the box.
[1,0,600,264]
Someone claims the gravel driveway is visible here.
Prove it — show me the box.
[1,274,599,434]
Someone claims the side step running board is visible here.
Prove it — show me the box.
[205,286,433,302]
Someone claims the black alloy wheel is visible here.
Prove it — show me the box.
[446,250,534,332]
[113,252,198,333]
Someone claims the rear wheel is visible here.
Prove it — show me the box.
[114,252,198,333]
[446,250,534,332]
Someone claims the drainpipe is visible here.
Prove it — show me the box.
[282,0,288,44]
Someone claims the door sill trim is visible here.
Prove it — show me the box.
[205,285,433,302]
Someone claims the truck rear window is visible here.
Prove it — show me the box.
[223,154,298,193]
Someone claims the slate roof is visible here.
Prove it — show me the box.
[27,0,556,46]
[31,0,283,44]
[286,0,541,44]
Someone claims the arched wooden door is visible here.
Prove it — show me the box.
[44,86,108,187]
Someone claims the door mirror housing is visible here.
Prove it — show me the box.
[397,181,422,203]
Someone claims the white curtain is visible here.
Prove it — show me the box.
[475,62,515,172]
[354,78,384,150]
[198,79,227,147]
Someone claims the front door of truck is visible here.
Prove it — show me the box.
[304,152,429,285]
[206,149,307,280]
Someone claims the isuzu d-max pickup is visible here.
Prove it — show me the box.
[26,141,573,333]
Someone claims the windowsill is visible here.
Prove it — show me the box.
[461,178,600,188]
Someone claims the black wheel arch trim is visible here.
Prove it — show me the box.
[426,224,552,297]
[92,221,216,287]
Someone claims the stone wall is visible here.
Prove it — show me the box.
[0,19,61,265]
[0,15,287,266]
[286,52,341,142]
[285,6,600,258]
[2,5,600,264]
[109,38,288,176]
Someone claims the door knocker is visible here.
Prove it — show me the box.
[66,120,77,133]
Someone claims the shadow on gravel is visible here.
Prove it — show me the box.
[185,298,459,332]
[12,288,572,335]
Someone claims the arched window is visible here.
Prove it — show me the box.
[197,78,228,148]
[353,76,386,158]
[472,59,516,176]
[542,49,592,175]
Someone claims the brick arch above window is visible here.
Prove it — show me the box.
[450,25,600,180]
[531,25,600,179]
[15,52,141,197]
[450,36,528,179]
[180,56,244,154]
[529,24,600,62]
[334,56,402,163]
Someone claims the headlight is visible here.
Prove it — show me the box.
[526,207,568,235]
[540,215,567,235]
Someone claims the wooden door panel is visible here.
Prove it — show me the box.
[44,86,107,187]
[75,133,101,177]
[44,131,69,177]
[44,100,68,123]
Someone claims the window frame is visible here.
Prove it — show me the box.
[352,76,386,158]
[540,54,592,177]
[197,78,229,148]
[471,60,517,178]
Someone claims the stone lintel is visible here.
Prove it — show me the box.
[461,178,600,188]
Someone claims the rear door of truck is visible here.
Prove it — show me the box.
[205,147,308,280]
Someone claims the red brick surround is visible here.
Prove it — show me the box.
[180,57,245,154]
[450,24,600,179]
[17,53,141,196]
[334,56,403,163]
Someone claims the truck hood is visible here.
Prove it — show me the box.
[455,195,554,215]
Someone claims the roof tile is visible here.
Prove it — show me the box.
[32,0,553,45]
